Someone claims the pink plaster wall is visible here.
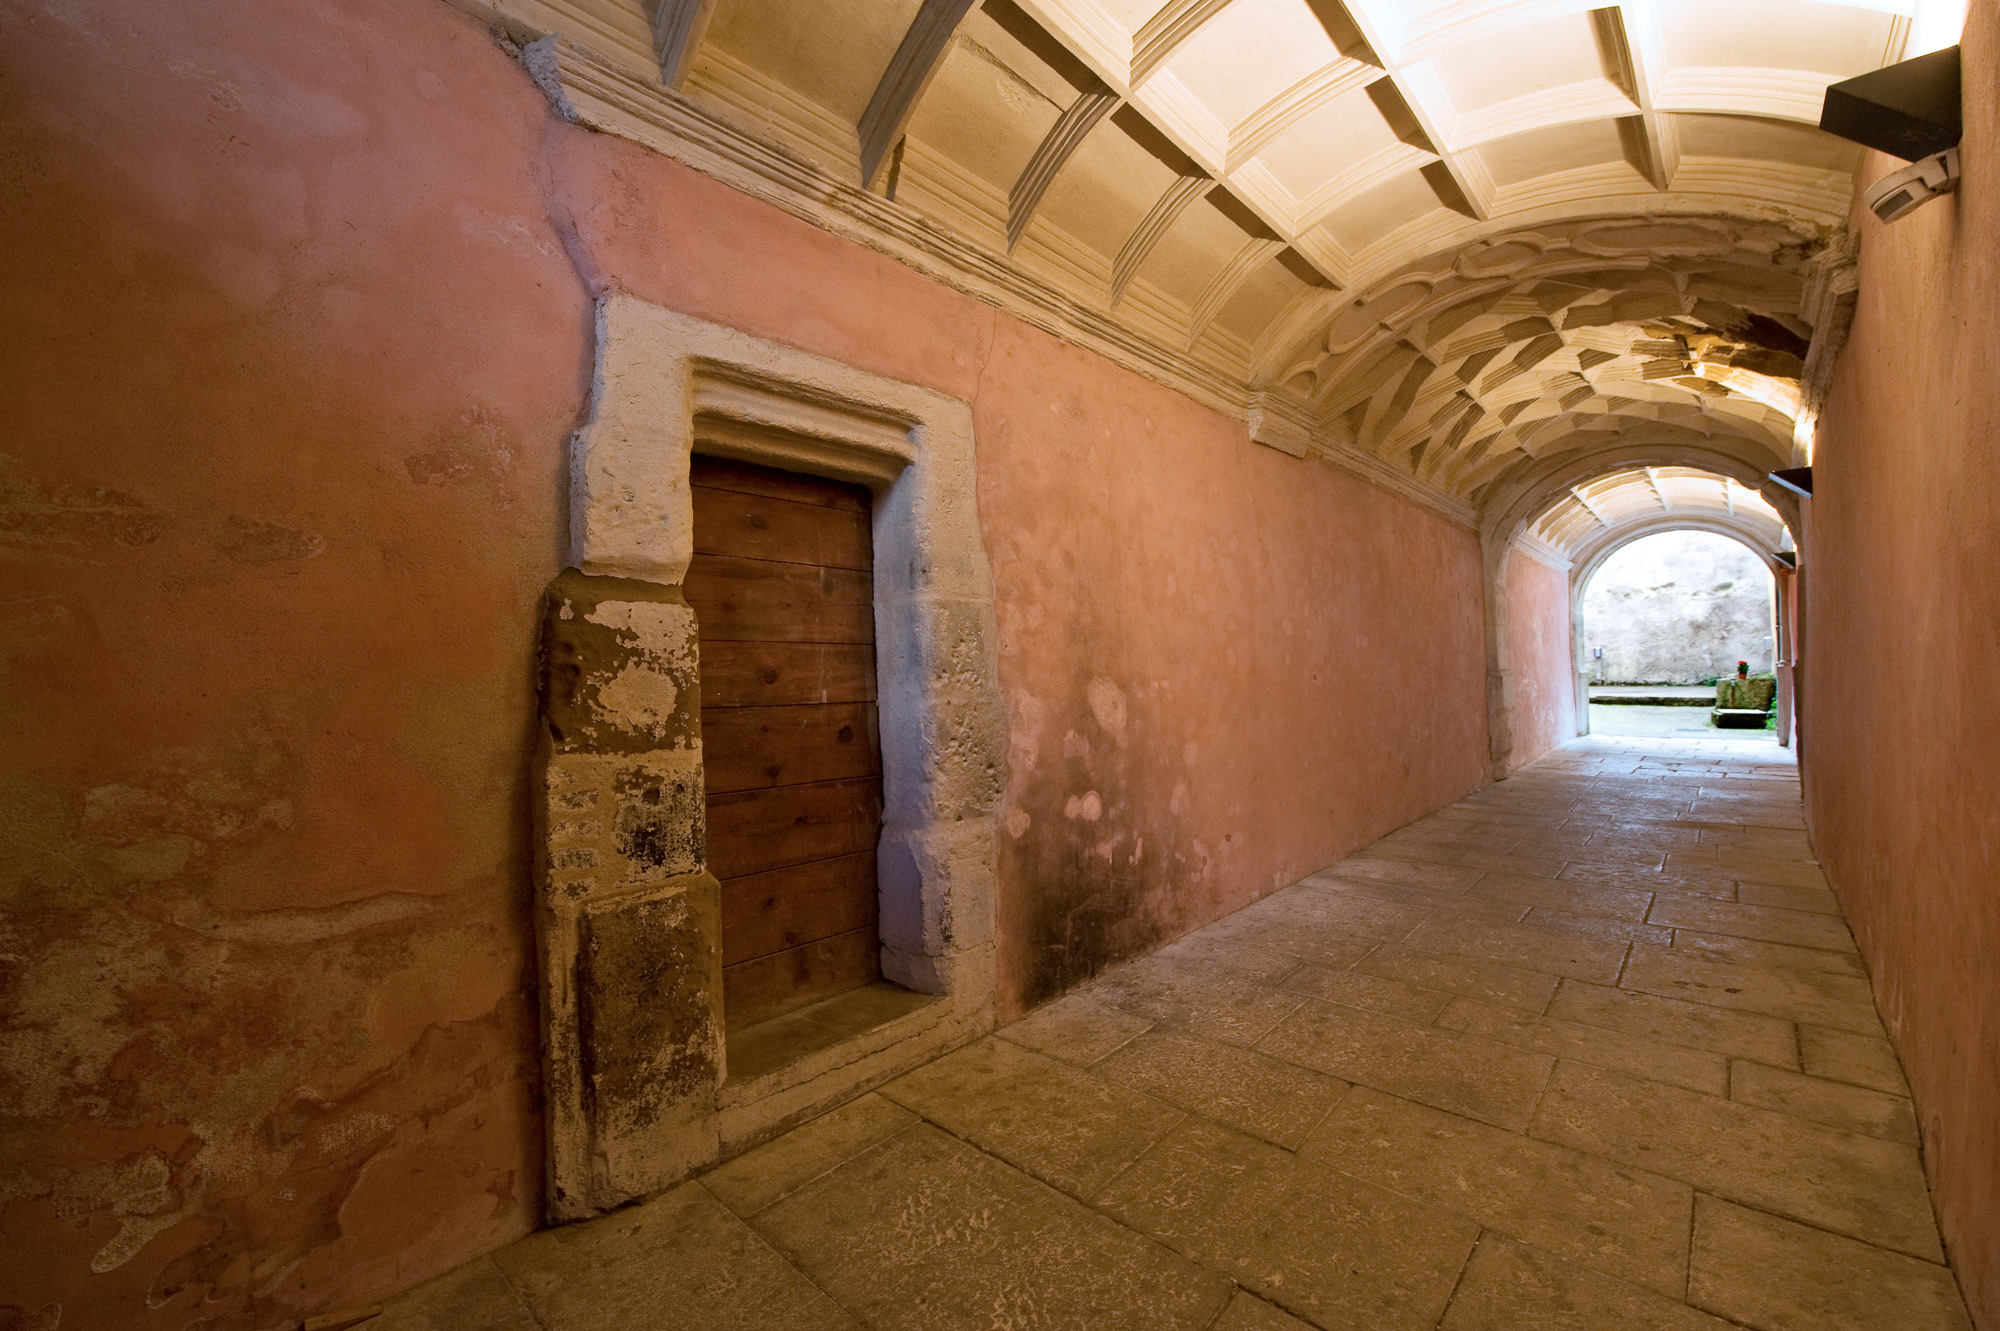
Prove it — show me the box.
[0,0,583,1324]
[1503,549,1575,770]
[1802,8,2000,1325]
[0,0,1492,1323]
[541,114,1493,1017]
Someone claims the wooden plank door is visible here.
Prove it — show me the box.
[684,455,884,1030]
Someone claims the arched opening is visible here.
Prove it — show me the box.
[1483,462,1801,774]
[1579,530,1778,740]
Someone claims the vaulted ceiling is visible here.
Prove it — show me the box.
[490,0,1915,522]
[1527,465,1787,564]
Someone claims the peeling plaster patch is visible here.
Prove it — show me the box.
[1086,677,1127,739]
[102,834,199,880]
[585,599,696,656]
[165,892,436,944]
[1004,808,1031,838]
[50,1151,175,1220]
[595,661,681,736]
[213,516,326,563]
[39,1150,185,1272]
[92,1208,186,1272]
[316,1110,398,1158]
[1064,791,1103,821]
[0,476,165,546]
[405,448,478,484]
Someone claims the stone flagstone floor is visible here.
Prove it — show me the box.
[380,734,1974,1331]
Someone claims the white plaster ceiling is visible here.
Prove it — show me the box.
[481,0,1932,514]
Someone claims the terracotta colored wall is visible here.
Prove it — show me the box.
[0,0,1490,1323]
[1801,8,2000,1326]
[1504,548,1574,769]
[0,0,587,1326]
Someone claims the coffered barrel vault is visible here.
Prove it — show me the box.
[478,0,1904,515]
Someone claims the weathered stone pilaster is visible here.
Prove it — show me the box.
[534,569,720,1220]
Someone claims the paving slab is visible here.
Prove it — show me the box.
[1441,1235,1738,1331]
[702,1092,919,1217]
[1093,1028,1349,1148]
[1800,1025,1910,1094]
[1530,1061,1942,1260]
[879,1036,1183,1197]
[1689,1196,1972,1331]
[489,1182,861,1331]
[753,1122,1232,1331]
[1438,995,1729,1094]
[1729,1059,1920,1146]
[1096,1116,1479,1331]
[371,1257,538,1331]
[1276,960,1453,1022]
[1257,997,1555,1130]
[1547,978,1800,1066]
[1402,912,1631,983]
[378,733,1964,1331]
[995,987,1155,1066]
[1305,1087,1694,1296]
[1620,945,1882,1034]
[1357,944,1561,1012]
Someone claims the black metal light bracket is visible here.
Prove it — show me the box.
[1769,467,1814,499]
[1820,45,1962,160]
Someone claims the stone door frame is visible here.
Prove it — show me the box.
[538,296,1002,1218]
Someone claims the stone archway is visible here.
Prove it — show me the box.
[1479,447,1799,777]
[1568,517,1788,739]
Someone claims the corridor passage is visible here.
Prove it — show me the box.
[382,736,1972,1331]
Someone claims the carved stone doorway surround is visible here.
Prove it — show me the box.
[535,297,1003,1219]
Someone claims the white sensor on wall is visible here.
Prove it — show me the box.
[1866,146,1961,223]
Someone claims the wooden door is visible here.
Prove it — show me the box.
[684,455,884,1030]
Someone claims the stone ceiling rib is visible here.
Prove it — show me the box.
[1009,81,1123,249]
[1603,1,1678,190]
[1225,61,1383,171]
[1131,0,1236,84]
[652,0,719,88]
[1114,174,1211,303]
[1189,237,1288,348]
[858,0,980,188]
[1570,485,1610,527]
[1014,0,1351,287]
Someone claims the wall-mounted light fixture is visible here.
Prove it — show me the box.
[1820,45,1963,223]
[1769,467,1814,499]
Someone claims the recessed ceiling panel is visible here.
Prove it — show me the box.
[1476,118,1628,189]
[1660,0,1902,77]
[1675,113,1861,171]
[707,0,926,122]
[1033,119,1184,258]
[1159,0,1341,126]
[1135,190,1271,305]
[1415,11,1615,118]
[906,40,1061,196]
[1214,256,1309,340]
[1317,169,1444,253]
[1253,83,1412,198]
